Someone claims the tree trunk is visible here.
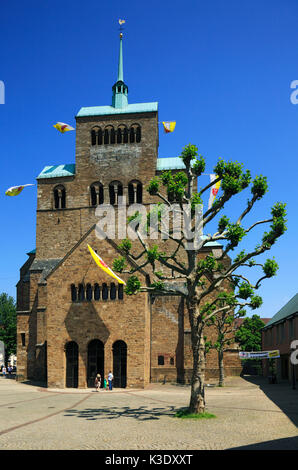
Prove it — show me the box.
[218,348,224,387]
[188,325,206,414]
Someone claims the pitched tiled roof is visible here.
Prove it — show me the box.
[264,293,298,328]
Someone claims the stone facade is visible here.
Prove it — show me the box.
[16,38,241,388]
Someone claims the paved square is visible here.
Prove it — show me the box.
[0,375,297,450]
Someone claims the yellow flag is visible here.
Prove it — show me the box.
[53,122,75,133]
[162,121,176,133]
[87,245,126,285]
[5,184,34,196]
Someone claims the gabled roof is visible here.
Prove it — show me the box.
[37,164,75,180]
[264,293,298,328]
[76,102,158,118]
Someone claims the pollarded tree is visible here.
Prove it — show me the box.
[111,144,286,415]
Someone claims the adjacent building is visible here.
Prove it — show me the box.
[262,293,298,385]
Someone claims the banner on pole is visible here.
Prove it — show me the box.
[239,350,280,359]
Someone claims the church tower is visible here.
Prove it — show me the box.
[16,29,242,388]
[35,31,159,260]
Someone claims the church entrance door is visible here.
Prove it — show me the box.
[113,340,127,388]
[65,341,78,388]
[87,340,104,388]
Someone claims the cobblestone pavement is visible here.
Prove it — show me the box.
[0,375,297,450]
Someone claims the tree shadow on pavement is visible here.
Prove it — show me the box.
[230,435,298,450]
[64,405,179,421]
[243,375,298,428]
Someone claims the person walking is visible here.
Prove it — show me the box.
[108,371,113,390]
[2,366,6,378]
[94,373,101,392]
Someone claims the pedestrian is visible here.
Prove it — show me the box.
[7,365,11,377]
[95,373,101,392]
[108,371,113,390]
[103,377,108,390]
[2,366,6,378]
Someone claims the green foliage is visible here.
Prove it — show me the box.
[233,250,246,263]
[251,175,268,199]
[226,224,246,248]
[192,155,206,176]
[237,282,254,300]
[150,281,165,290]
[179,144,198,166]
[213,159,251,197]
[147,176,160,195]
[217,292,237,307]
[162,171,188,202]
[112,256,127,273]
[197,254,218,274]
[154,271,164,279]
[124,276,141,295]
[235,314,265,351]
[0,293,17,362]
[262,208,287,248]
[250,295,263,309]
[118,238,132,254]
[271,202,287,218]
[218,215,230,234]
[190,192,203,211]
[127,211,142,225]
[263,258,279,278]
[146,245,163,264]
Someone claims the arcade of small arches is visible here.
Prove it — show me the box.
[65,339,127,388]
[53,180,143,209]
[91,124,141,146]
[71,283,124,302]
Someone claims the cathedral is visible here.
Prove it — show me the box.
[16,32,241,388]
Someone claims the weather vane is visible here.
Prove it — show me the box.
[118,18,125,37]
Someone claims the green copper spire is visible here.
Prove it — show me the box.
[117,33,124,82]
[112,32,128,108]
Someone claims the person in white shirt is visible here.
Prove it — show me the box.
[108,371,113,390]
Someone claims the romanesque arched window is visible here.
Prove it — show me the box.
[110,283,116,300]
[90,182,104,206]
[71,284,77,302]
[110,127,116,144]
[117,127,122,144]
[129,127,135,143]
[118,284,124,300]
[103,126,115,145]
[94,283,100,301]
[123,127,128,144]
[136,125,141,143]
[53,185,66,209]
[78,284,85,301]
[102,283,108,300]
[91,129,97,146]
[104,128,109,145]
[109,181,123,205]
[98,128,103,145]
[91,127,102,146]
[86,283,92,301]
[130,124,141,143]
[128,180,142,204]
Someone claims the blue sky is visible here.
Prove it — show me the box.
[0,0,297,319]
